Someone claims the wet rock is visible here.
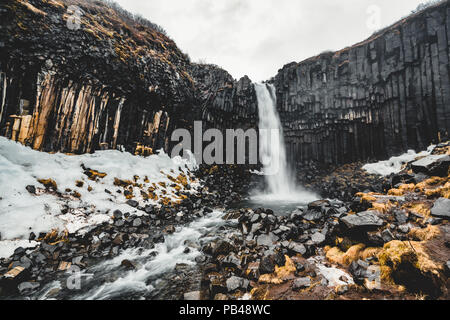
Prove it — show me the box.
[246,262,260,280]
[293,277,311,290]
[398,225,410,234]
[311,232,326,245]
[152,233,165,244]
[411,155,450,177]
[163,225,176,234]
[213,240,236,257]
[144,205,154,214]
[256,233,277,247]
[17,281,40,295]
[340,211,384,231]
[222,253,241,269]
[288,242,307,256]
[121,259,137,270]
[26,185,36,195]
[302,210,323,221]
[126,200,139,208]
[132,218,142,227]
[336,285,349,295]
[349,260,369,284]
[113,210,123,219]
[195,255,207,264]
[430,198,450,219]
[394,210,408,224]
[381,229,395,243]
[114,219,125,227]
[259,256,275,275]
[226,276,249,292]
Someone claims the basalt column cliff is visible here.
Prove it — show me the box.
[274,1,450,165]
[1,0,450,166]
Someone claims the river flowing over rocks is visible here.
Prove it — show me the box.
[0,0,449,301]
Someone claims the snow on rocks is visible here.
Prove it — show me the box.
[362,145,435,176]
[0,137,198,247]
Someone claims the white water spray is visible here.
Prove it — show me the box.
[253,83,317,203]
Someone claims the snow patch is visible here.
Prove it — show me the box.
[0,137,198,253]
[0,240,39,259]
[362,145,435,176]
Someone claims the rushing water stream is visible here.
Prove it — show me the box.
[30,210,234,300]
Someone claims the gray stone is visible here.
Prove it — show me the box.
[184,291,201,300]
[17,281,40,295]
[311,232,326,245]
[398,225,410,234]
[226,276,248,292]
[126,200,139,208]
[341,211,384,230]
[256,233,277,247]
[132,218,142,227]
[431,198,450,219]
[412,155,450,177]
[288,242,307,255]
[293,277,311,290]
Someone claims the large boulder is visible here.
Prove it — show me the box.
[340,211,384,231]
[431,198,450,219]
[411,155,450,177]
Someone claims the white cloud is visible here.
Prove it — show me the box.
[114,0,426,81]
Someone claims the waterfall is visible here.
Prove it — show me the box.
[254,83,317,203]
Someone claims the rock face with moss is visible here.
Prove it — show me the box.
[0,0,197,154]
[1,0,450,167]
[273,1,450,165]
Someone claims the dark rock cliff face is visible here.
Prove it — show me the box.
[190,64,257,131]
[0,0,197,154]
[1,0,450,167]
[274,0,450,165]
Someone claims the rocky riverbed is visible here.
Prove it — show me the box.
[0,143,449,300]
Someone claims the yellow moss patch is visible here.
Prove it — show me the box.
[403,203,431,219]
[408,225,441,241]
[258,256,296,284]
[416,177,447,191]
[38,178,57,190]
[355,192,377,202]
[40,229,68,245]
[72,191,81,199]
[325,244,366,266]
[370,201,395,214]
[250,286,270,300]
[114,178,134,187]
[377,241,443,283]
[87,169,107,180]
[75,180,84,188]
[158,182,166,189]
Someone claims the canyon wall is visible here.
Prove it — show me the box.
[0,0,199,155]
[1,0,450,167]
[274,0,450,165]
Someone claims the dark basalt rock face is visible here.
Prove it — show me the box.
[1,0,450,168]
[190,63,258,132]
[0,0,197,154]
[273,1,450,165]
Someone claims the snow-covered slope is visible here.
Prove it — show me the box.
[0,137,198,253]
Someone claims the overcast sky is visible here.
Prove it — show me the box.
[115,0,428,81]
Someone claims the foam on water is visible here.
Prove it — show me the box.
[37,210,228,300]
